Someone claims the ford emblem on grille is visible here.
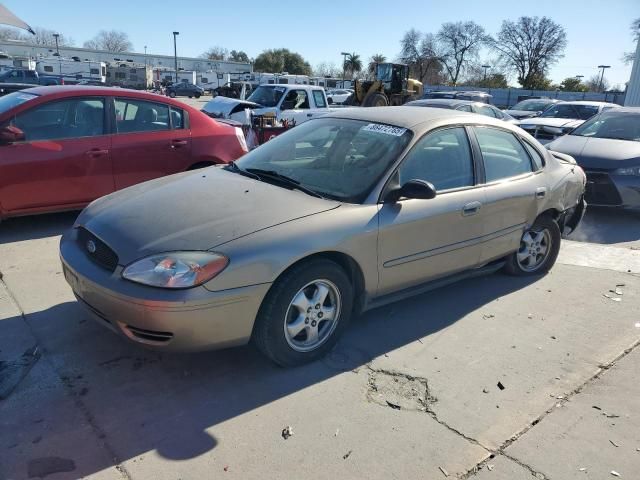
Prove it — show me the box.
[86,240,97,253]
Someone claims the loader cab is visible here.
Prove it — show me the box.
[376,63,408,94]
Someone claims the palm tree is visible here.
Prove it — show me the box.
[368,53,387,76]
[343,52,362,78]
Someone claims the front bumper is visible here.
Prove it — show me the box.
[584,170,640,208]
[60,228,271,352]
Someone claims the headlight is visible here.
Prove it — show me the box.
[122,252,229,288]
[614,166,640,176]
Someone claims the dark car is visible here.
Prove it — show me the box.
[504,99,563,120]
[0,86,247,221]
[405,99,518,124]
[166,82,205,99]
[546,108,640,209]
[423,90,492,104]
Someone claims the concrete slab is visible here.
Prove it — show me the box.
[506,346,640,480]
[468,455,535,479]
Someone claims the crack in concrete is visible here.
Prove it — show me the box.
[0,277,133,480]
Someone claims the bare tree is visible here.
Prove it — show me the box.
[200,46,228,61]
[314,62,341,78]
[491,16,567,89]
[586,74,610,93]
[623,17,640,64]
[436,21,487,85]
[84,30,132,52]
[399,29,442,84]
[0,27,20,41]
[0,26,73,46]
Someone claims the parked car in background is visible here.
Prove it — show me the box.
[0,83,33,97]
[166,82,204,98]
[423,90,492,104]
[326,89,352,105]
[518,101,620,144]
[211,81,253,100]
[60,107,585,366]
[504,99,564,119]
[546,108,640,209]
[0,68,62,86]
[0,86,247,221]
[405,99,518,124]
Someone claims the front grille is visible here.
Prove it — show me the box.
[125,325,174,343]
[77,227,119,272]
[584,171,622,206]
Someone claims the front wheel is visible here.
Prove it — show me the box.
[504,216,561,276]
[252,259,353,367]
[169,91,176,98]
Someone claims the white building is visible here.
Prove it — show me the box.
[0,40,252,77]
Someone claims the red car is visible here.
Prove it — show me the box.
[0,86,247,221]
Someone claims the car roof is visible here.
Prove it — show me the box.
[323,105,497,130]
[558,100,619,106]
[597,107,640,114]
[408,99,477,107]
[515,98,562,103]
[262,83,321,89]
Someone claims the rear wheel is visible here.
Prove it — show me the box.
[169,91,176,98]
[504,216,561,276]
[252,259,353,367]
[195,93,201,99]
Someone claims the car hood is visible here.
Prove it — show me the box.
[202,96,262,118]
[504,109,539,119]
[546,135,640,169]
[519,117,584,128]
[76,168,340,265]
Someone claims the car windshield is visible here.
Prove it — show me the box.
[540,104,600,120]
[0,91,38,115]
[511,100,553,111]
[247,85,286,107]
[233,118,413,203]
[571,112,640,141]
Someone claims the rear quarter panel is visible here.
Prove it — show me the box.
[190,113,245,164]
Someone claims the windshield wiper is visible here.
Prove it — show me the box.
[245,168,324,198]
[226,161,260,179]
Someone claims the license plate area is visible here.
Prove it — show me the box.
[63,264,80,292]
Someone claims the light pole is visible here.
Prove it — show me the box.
[341,51,349,88]
[173,32,179,84]
[481,64,491,82]
[597,65,610,92]
[144,45,147,68]
[53,33,60,56]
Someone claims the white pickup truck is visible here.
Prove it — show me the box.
[202,84,332,126]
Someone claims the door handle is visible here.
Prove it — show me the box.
[307,113,313,117]
[535,187,547,199]
[170,140,188,149]
[85,148,109,157]
[462,201,482,216]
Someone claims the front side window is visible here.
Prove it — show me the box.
[43,66,53,73]
[399,127,474,191]
[474,127,533,182]
[476,105,498,118]
[234,118,412,203]
[247,85,285,107]
[282,90,310,110]
[313,90,327,108]
[12,98,105,142]
[114,98,169,133]
[456,104,473,112]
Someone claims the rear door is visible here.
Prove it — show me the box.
[377,126,486,295]
[0,96,113,213]
[111,97,192,190]
[470,126,543,264]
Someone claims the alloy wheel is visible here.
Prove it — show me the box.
[517,228,552,272]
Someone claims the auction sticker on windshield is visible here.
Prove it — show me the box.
[363,124,407,136]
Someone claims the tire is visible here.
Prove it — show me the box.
[363,92,388,107]
[504,215,561,276]
[252,259,354,367]
[195,93,201,99]
[169,91,176,98]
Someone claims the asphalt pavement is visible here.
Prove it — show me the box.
[1,205,639,480]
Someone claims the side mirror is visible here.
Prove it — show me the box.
[0,125,24,145]
[384,179,437,203]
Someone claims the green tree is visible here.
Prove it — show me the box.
[254,48,312,75]
[200,46,228,61]
[229,50,250,62]
[559,77,588,92]
[368,53,386,76]
[343,52,362,78]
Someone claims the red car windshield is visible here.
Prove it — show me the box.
[0,91,38,115]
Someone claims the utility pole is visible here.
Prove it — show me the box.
[341,52,349,89]
[481,64,491,81]
[53,33,61,76]
[597,65,610,92]
[173,32,179,84]
[144,45,147,68]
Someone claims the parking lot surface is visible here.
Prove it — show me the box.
[1,204,640,479]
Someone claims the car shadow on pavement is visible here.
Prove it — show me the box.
[0,211,78,245]
[570,207,640,245]
[1,272,538,478]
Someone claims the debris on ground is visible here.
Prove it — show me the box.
[367,371,431,411]
[482,388,489,394]
[610,440,621,447]
[483,314,495,319]
[593,405,602,411]
[224,466,229,472]
[497,382,505,391]
[281,426,294,440]
[343,450,352,460]
[603,293,622,302]
[610,471,620,477]
[386,400,401,410]
[438,466,449,477]
[635,322,640,329]
[487,464,495,471]
[334,428,339,437]
[579,467,587,471]
[527,314,533,319]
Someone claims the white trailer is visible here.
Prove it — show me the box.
[0,52,35,72]
[36,57,106,83]
[153,68,196,85]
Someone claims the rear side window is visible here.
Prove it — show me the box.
[170,107,186,129]
[12,98,105,141]
[399,127,474,191]
[456,104,473,112]
[476,105,498,118]
[114,98,170,133]
[474,127,533,182]
[523,141,545,170]
[313,90,327,108]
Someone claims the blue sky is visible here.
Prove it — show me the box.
[4,0,638,86]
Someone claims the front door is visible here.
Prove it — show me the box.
[377,126,485,295]
[0,96,113,213]
[280,89,313,124]
[111,97,192,190]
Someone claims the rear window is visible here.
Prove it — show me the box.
[313,90,326,108]
[0,91,38,115]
